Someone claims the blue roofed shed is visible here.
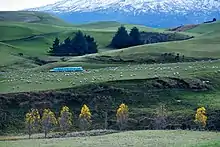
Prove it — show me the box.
[50,67,84,72]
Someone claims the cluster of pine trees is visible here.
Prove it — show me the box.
[109,26,192,49]
[109,26,143,49]
[49,26,191,57]
[49,31,98,56]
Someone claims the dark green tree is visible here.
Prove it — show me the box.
[49,31,99,56]
[85,35,98,54]
[110,26,131,49]
[71,31,88,55]
[61,37,72,54]
[129,27,143,46]
[49,37,60,54]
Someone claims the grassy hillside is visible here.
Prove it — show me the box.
[0,27,116,68]
[0,13,187,71]
[76,21,164,32]
[1,60,220,93]
[186,21,220,34]
[0,12,220,94]
[0,21,114,70]
[0,11,71,26]
[0,130,219,147]
[68,21,220,64]
[1,12,217,69]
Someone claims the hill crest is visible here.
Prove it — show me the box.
[0,11,70,26]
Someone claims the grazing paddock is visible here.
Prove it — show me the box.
[1,60,220,93]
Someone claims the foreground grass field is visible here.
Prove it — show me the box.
[0,130,219,147]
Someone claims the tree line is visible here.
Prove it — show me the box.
[25,104,207,139]
[25,103,129,139]
[49,26,143,56]
[109,26,192,49]
[49,26,192,56]
[49,31,98,56]
[141,32,193,44]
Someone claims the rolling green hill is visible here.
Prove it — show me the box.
[67,21,220,64]
[186,21,220,34]
[76,21,164,32]
[2,12,218,70]
[0,11,71,26]
[0,12,185,71]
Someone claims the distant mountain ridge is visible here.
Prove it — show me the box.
[28,0,220,27]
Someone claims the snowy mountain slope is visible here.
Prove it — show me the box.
[28,0,220,27]
[30,0,220,13]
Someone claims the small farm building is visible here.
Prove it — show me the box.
[50,67,84,72]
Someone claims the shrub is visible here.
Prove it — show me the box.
[18,53,23,56]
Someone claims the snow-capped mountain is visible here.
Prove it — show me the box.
[28,0,220,27]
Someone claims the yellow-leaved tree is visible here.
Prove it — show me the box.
[58,106,73,133]
[25,109,41,139]
[42,109,57,138]
[116,103,128,130]
[79,104,91,131]
[195,107,207,129]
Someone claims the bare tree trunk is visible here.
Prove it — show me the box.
[104,112,108,130]
[80,119,87,131]
[28,124,31,139]
[119,120,123,131]
[44,129,47,138]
